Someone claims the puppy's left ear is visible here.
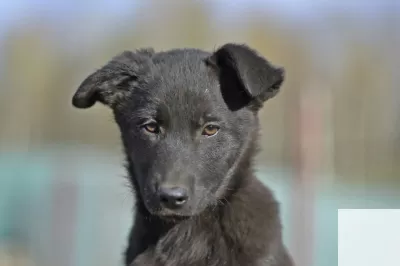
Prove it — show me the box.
[208,43,285,110]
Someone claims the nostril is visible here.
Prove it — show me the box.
[159,195,187,205]
[175,197,186,205]
[160,195,170,203]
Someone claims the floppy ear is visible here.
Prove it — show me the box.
[208,43,284,110]
[72,48,154,109]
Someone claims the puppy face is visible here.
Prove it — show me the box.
[72,44,284,218]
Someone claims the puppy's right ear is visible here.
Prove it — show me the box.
[72,49,154,109]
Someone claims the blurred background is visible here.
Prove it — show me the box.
[0,0,399,266]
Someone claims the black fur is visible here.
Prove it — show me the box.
[72,43,294,266]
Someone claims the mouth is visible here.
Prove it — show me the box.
[144,199,190,219]
[156,208,191,221]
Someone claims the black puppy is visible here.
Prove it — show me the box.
[72,43,294,266]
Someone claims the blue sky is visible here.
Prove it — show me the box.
[1,0,398,31]
[0,0,136,31]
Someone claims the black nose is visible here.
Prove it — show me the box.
[158,186,188,209]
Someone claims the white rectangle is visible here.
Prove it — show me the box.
[338,209,400,266]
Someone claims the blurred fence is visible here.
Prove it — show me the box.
[1,146,399,266]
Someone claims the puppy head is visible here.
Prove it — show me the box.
[72,44,284,218]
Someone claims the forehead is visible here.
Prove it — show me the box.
[126,50,225,119]
[153,49,215,90]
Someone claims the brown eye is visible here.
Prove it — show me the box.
[143,122,160,134]
[202,125,219,136]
